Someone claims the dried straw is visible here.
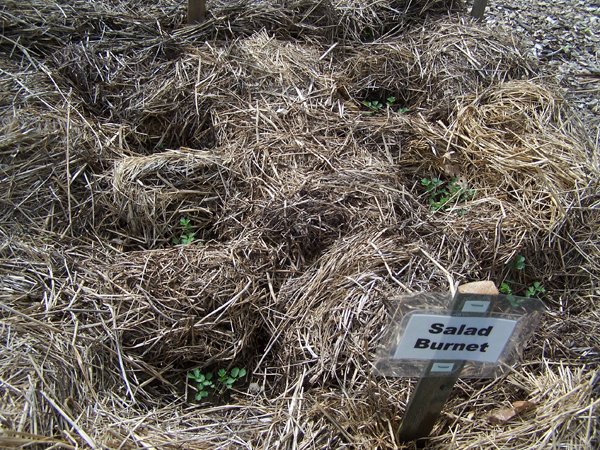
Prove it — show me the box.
[1,0,598,448]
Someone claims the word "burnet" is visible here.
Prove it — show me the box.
[413,323,493,353]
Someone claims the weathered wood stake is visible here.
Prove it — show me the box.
[471,0,489,20]
[188,0,206,24]
[398,281,498,442]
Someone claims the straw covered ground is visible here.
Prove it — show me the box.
[1,0,598,448]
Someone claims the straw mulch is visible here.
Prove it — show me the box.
[1,1,598,448]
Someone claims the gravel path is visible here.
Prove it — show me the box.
[482,0,599,146]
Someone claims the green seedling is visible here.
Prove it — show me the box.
[218,367,247,390]
[420,177,474,211]
[500,282,526,307]
[499,282,512,295]
[173,217,195,245]
[188,369,214,400]
[362,99,384,112]
[525,281,545,298]
[513,255,526,271]
[501,255,546,302]
[188,367,247,402]
[362,96,409,114]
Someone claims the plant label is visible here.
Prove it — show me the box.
[375,293,545,378]
[393,314,517,363]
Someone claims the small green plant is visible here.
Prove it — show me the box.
[173,217,195,245]
[420,177,474,211]
[525,281,545,298]
[362,96,404,113]
[499,282,512,295]
[187,367,247,401]
[188,369,214,400]
[500,255,545,303]
[218,367,247,390]
[362,99,384,112]
[513,255,526,271]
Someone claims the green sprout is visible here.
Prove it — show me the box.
[218,367,247,390]
[173,217,195,245]
[513,255,526,271]
[187,367,248,402]
[362,96,406,114]
[500,255,546,303]
[420,177,474,211]
[188,369,214,400]
[525,281,545,298]
[362,99,384,112]
[499,282,512,295]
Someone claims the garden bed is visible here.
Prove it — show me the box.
[1,1,598,448]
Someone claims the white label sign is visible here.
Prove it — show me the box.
[393,314,518,363]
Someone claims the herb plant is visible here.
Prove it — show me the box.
[218,367,247,389]
[362,96,407,113]
[420,177,474,211]
[188,369,214,400]
[525,281,545,298]
[173,217,195,245]
[362,99,384,112]
[500,255,546,303]
[513,255,526,271]
[499,282,512,295]
[187,367,247,402]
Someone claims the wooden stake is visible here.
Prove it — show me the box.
[471,0,489,20]
[188,0,206,24]
[398,282,498,442]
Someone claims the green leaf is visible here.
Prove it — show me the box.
[513,255,526,271]
[386,96,396,105]
[238,368,247,377]
[195,390,209,400]
[205,372,213,380]
[217,368,227,378]
[181,232,195,244]
[499,282,512,295]
[231,367,239,378]
[180,217,190,227]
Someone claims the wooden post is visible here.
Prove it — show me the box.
[471,0,489,20]
[398,282,499,442]
[188,0,206,24]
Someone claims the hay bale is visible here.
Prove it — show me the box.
[269,227,450,386]
[407,80,596,232]
[102,243,270,368]
[109,148,225,246]
[217,147,410,267]
[345,20,536,111]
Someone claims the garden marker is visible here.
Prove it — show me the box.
[375,281,545,442]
